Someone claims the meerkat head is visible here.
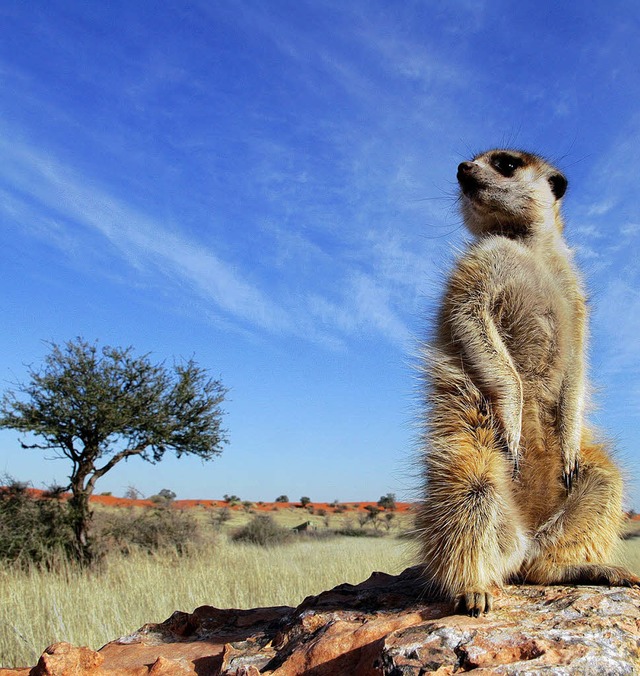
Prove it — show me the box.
[457,149,567,238]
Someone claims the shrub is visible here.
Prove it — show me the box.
[149,488,176,505]
[300,496,311,507]
[212,506,232,529]
[378,493,397,511]
[274,495,289,503]
[365,505,382,530]
[231,514,292,547]
[124,485,142,500]
[96,505,201,555]
[0,479,75,568]
[334,527,385,538]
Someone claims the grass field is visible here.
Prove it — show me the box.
[2,507,640,669]
[0,533,412,668]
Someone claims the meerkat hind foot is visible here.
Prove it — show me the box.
[454,589,493,617]
[530,563,640,588]
[580,564,640,587]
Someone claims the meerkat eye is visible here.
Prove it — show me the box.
[491,153,524,177]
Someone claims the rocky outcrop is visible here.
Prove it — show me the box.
[3,566,640,675]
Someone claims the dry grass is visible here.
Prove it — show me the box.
[2,507,639,669]
[616,537,640,574]
[0,535,411,668]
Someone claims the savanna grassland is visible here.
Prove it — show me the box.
[2,501,640,669]
[0,502,413,668]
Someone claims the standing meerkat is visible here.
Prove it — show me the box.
[416,148,640,616]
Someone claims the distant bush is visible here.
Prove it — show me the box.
[149,488,176,505]
[212,506,232,529]
[231,514,292,547]
[95,505,201,555]
[378,493,397,510]
[333,527,385,538]
[274,495,289,503]
[296,529,336,541]
[0,479,75,568]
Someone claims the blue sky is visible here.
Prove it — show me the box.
[1,1,639,505]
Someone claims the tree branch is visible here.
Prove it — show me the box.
[92,443,149,482]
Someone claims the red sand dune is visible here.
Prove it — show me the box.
[9,488,413,512]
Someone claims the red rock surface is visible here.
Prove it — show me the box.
[3,567,640,674]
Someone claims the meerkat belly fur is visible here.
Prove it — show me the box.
[416,149,639,616]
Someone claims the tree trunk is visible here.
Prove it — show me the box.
[68,479,94,566]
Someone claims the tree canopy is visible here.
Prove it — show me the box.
[0,337,228,562]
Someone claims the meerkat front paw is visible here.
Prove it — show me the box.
[454,589,493,617]
[561,453,580,493]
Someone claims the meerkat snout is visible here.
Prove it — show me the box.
[457,161,474,176]
[457,162,479,196]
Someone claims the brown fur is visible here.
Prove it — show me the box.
[416,149,639,616]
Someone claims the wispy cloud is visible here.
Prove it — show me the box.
[0,135,426,348]
[585,198,617,217]
[0,138,293,332]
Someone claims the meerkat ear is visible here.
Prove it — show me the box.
[549,173,567,199]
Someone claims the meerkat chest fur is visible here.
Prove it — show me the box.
[441,149,584,438]
[450,235,582,399]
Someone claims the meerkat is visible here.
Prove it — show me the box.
[415,148,640,617]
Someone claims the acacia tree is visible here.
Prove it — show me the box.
[0,338,228,564]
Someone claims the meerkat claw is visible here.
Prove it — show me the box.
[562,462,579,492]
[511,454,520,480]
[455,590,492,617]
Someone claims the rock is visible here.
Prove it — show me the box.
[3,567,640,674]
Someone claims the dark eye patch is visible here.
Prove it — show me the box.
[491,153,524,177]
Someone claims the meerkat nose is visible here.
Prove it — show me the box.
[457,162,478,193]
[457,162,475,175]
